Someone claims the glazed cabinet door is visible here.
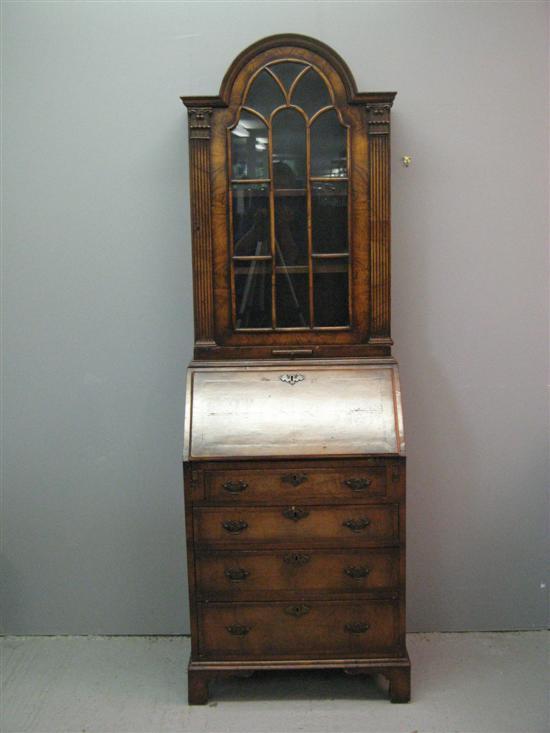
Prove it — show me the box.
[229,63,351,332]
[183,37,395,360]
[213,49,367,348]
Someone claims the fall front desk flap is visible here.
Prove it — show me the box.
[183,364,405,461]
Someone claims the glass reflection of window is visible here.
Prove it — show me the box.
[231,110,268,180]
[229,61,350,330]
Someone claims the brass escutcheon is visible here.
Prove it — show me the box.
[284,604,310,618]
[280,373,305,385]
[281,473,308,487]
[283,552,311,566]
[282,506,310,522]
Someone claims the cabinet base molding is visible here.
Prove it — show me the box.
[188,652,410,705]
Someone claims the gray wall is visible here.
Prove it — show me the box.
[2,1,548,634]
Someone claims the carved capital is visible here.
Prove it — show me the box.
[188,107,212,139]
[366,103,391,135]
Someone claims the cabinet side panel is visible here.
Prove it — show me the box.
[398,457,407,650]
[183,462,200,658]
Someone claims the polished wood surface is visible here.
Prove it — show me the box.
[181,34,409,705]
[203,462,392,503]
[195,548,400,599]
[198,599,401,659]
[184,364,405,460]
[193,503,399,547]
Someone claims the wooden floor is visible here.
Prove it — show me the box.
[2,632,548,733]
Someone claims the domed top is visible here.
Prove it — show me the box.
[181,33,396,108]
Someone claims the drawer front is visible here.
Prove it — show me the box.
[194,504,398,547]
[198,599,400,659]
[204,465,391,504]
[196,548,399,599]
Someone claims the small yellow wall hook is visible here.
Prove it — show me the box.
[402,155,412,167]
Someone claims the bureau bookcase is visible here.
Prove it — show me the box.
[181,34,410,704]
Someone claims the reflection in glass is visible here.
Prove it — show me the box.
[231,62,352,331]
[268,61,307,92]
[272,109,306,186]
[312,182,348,253]
[232,184,270,256]
[291,68,331,118]
[231,110,269,179]
[245,70,285,120]
[275,191,307,265]
[235,260,272,328]
[276,270,309,327]
[310,109,347,177]
[313,258,349,326]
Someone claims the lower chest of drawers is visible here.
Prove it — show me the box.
[185,457,406,665]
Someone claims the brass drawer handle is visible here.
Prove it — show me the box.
[222,520,248,533]
[345,622,370,634]
[222,480,248,493]
[285,604,310,617]
[344,565,370,579]
[224,568,250,582]
[226,625,251,636]
[283,552,310,566]
[281,472,308,487]
[344,477,373,491]
[282,506,310,522]
[343,518,371,532]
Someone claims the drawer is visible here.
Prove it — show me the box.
[198,599,400,659]
[196,548,399,599]
[193,504,398,547]
[203,464,392,504]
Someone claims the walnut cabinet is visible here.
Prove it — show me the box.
[181,34,410,704]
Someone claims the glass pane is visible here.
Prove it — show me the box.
[275,191,307,265]
[231,110,269,179]
[245,70,285,120]
[235,259,272,328]
[310,109,347,177]
[268,61,307,92]
[276,269,309,327]
[272,109,306,187]
[232,184,270,256]
[313,258,349,326]
[291,68,331,118]
[312,182,348,253]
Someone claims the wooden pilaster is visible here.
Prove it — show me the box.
[366,101,393,343]
[186,106,215,347]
